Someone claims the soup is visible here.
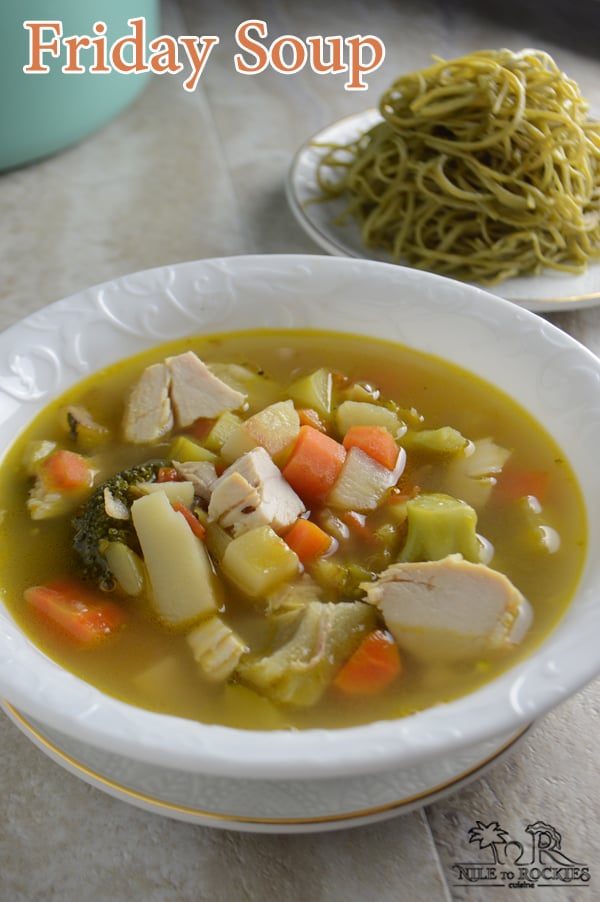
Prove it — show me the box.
[0,330,586,730]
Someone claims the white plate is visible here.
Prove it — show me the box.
[287,110,600,312]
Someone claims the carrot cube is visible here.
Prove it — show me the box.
[283,517,333,565]
[281,425,346,503]
[342,425,399,470]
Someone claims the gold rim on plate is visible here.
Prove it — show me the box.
[3,701,531,826]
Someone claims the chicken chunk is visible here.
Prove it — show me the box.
[174,460,218,502]
[166,351,246,426]
[362,554,532,662]
[122,362,173,444]
[208,446,305,535]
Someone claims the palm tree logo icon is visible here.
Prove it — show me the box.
[468,821,511,864]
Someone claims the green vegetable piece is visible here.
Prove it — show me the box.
[288,368,332,417]
[399,492,483,563]
[102,541,145,596]
[204,521,232,563]
[208,363,281,412]
[310,557,371,601]
[168,435,217,464]
[311,557,347,595]
[402,426,468,455]
[336,400,402,437]
[203,411,243,453]
[239,600,376,707]
[72,460,167,590]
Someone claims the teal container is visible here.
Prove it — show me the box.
[0,1,160,171]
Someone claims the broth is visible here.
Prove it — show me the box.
[0,330,586,730]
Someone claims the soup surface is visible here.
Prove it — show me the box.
[0,330,586,730]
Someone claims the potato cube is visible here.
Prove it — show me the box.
[220,400,300,464]
[328,447,400,511]
[221,525,300,598]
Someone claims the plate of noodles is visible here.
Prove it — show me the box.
[287,50,600,312]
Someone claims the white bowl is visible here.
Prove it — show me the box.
[1,255,599,830]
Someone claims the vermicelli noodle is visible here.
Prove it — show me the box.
[315,49,600,285]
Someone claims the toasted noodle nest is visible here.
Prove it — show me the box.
[315,49,600,285]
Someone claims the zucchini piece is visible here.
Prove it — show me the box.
[399,492,484,563]
[310,557,375,601]
[239,600,377,706]
[168,435,218,464]
[204,411,243,453]
[402,426,468,455]
[102,541,145,596]
[217,427,256,465]
[288,368,332,418]
[209,363,281,412]
[335,400,403,438]
[205,521,232,562]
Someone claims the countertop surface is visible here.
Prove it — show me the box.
[1,2,599,899]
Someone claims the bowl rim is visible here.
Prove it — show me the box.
[0,253,599,780]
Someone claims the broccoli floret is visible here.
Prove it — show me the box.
[398,492,484,563]
[72,460,167,590]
